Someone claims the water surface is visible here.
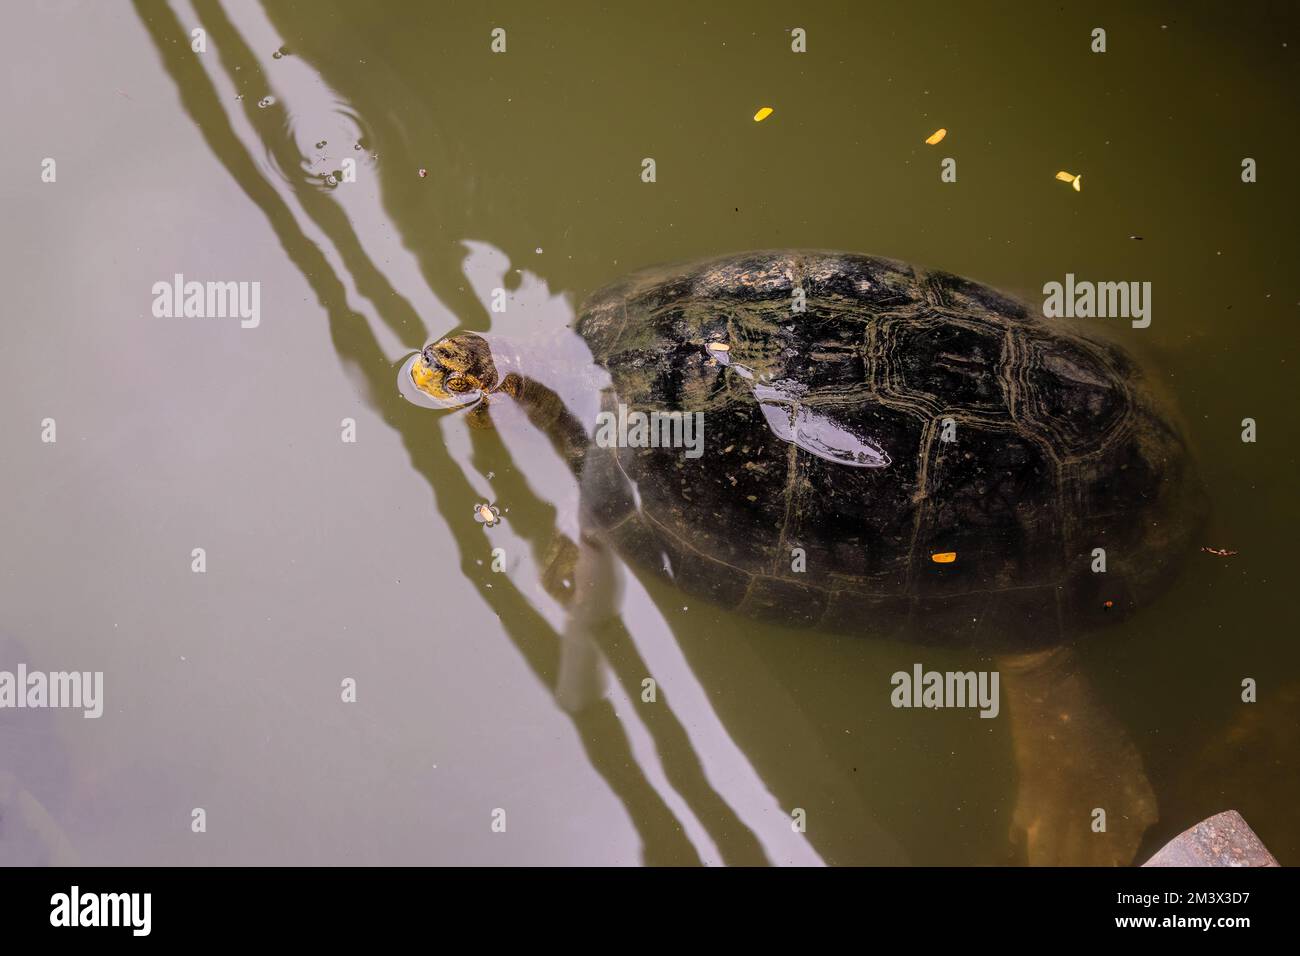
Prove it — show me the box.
[1,0,1297,865]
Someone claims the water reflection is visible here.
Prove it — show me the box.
[136,0,834,865]
[723,356,895,468]
[112,0,1300,867]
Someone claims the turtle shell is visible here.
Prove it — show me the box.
[573,251,1203,650]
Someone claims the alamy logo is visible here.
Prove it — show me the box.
[1043,274,1151,328]
[0,665,103,718]
[50,886,151,936]
[151,273,261,328]
[890,663,1000,718]
[594,403,704,459]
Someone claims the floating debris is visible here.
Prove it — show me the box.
[925,128,947,145]
[753,106,774,122]
[1055,170,1082,192]
[474,503,502,527]
[1103,600,1115,609]
[931,551,957,564]
[1129,235,1144,240]
[706,342,731,353]
[418,168,428,178]
[1201,546,1239,557]
[257,96,276,109]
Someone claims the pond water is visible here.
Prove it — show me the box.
[1,0,1296,865]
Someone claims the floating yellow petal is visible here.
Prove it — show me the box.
[477,505,495,523]
[753,106,774,122]
[931,551,957,564]
[707,342,731,352]
[925,128,947,145]
[1072,174,1082,192]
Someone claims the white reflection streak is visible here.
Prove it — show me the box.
[459,246,825,867]
[184,0,451,360]
[185,0,824,867]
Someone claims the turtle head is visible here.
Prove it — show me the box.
[410,332,498,407]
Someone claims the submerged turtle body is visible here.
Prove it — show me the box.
[574,251,1201,650]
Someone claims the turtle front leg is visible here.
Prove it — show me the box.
[554,527,618,713]
[465,398,495,430]
[999,647,1158,866]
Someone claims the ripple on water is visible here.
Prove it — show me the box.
[260,96,377,193]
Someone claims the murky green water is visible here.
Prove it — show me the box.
[1,1,1296,865]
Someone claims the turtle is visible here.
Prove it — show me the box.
[405,250,1205,864]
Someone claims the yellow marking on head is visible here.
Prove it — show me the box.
[411,357,436,388]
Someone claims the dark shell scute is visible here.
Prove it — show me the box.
[924,269,1032,321]
[913,426,1063,593]
[786,406,928,586]
[797,253,919,309]
[883,317,1010,415]
[692,253,797,302]
[1021,336,1128,457]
